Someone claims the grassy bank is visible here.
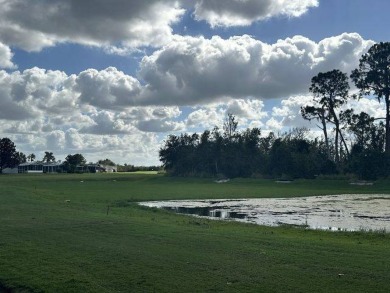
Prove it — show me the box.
[0,173,389,292]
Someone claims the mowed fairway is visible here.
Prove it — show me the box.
[0,173,389,292]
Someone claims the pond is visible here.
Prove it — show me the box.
[140,194,390,232]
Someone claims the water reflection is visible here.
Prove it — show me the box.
[163,206,247,220]
[140,194,390,232]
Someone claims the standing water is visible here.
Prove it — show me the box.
[140,194,390,232]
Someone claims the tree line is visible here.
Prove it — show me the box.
[160,42,390,180]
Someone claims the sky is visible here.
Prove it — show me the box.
[0,0,389,165]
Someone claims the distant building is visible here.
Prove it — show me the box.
[75,164,105,173]
[18,162,63,173]
[43,162,64,173]
[16,162,116,174]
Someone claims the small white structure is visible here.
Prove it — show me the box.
[101,165,117,173]
[2,167,18,174]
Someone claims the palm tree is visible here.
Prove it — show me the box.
[43,152,56,163]
[27,153,36,162]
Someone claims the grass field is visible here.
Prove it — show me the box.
[0,173,389,292]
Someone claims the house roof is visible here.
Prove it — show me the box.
[19,162,62,167]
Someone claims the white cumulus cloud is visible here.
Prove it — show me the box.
[193,0,319,27]
[75,67,142,110]
[138,33,373,106]
[0,42,16,69]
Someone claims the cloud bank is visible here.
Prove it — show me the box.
[0,33,373,115]
[139,33,373,105]
[0,0,319,52]
[0,0,184,51]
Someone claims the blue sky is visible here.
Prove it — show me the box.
[0,0,388,165]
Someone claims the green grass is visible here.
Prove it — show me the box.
[0,173,389,292]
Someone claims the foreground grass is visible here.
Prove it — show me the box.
[0,173,389,292]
